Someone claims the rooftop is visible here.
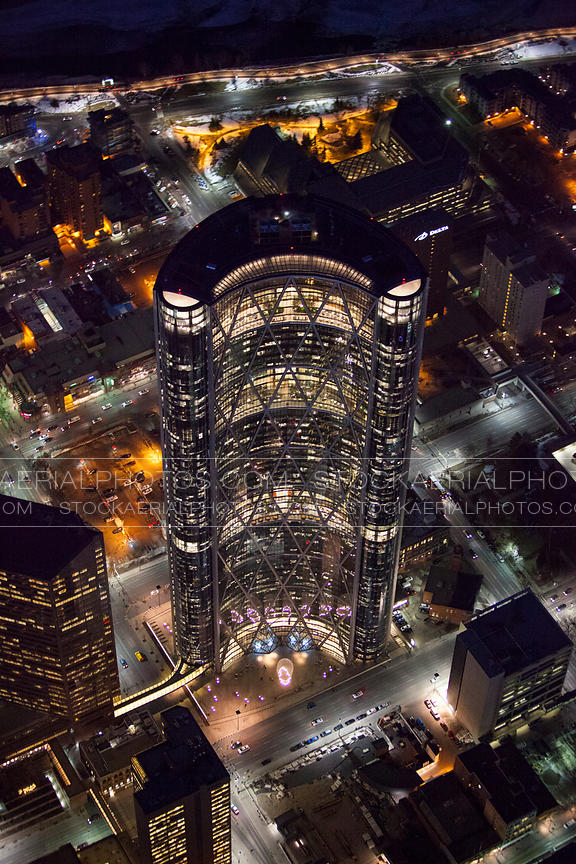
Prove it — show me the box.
[155,193,425,307]
[46,143,102,180]
[80,711,161,778]
[0,165,44,213]
[411,772,497,862]
[456,741,556,823]
[424,555,481,614]
[16,157,46,189]
[350,154,468,220]
[387,95,464,166]
[133,706,228,814]
[463,590,573,678]
[0,493,100,580]
[29,845,79,864]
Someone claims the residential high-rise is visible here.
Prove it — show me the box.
[0,494,119,726]
[478,233,549,346]
[0,162,50,243]
[133,706,231,864]
[155,194,426,669]
[447,590,572,741]
[88,108,134,157]
[46,143,103,241]
[0,103,36,141]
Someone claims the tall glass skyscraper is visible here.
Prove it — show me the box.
[155,195,426,669]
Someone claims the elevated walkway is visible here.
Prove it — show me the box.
[113,658,205,717]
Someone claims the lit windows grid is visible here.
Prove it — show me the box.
[211,274,376,663]
[0,536,118,721]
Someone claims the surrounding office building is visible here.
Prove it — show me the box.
[234,123,326,195]
[409,772,498,863]
[155,194,426,668]
[1,305,153,413]
[422,553,481,624]
[46,143,104,241]
[347,94,484,225]
[390,209,452,323]
[0,494,119,726]
[447,590,572,740]
[80,711,162,797]
[454,741,557,843]
[399,492,449,569]
[133,706,231,864]
[88,107,134,156]
[478,233,549,345]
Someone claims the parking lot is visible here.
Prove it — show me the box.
[48,417,165,559]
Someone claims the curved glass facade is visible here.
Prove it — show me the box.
[155,196,426,668]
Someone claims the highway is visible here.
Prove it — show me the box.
[1,26,576,100]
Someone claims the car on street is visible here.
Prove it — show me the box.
[352,689,364,700]
[139,389,150,396]
[440,721,448,731]
[307,701,316,709]
[237,744,250,754]
[334,723,343,731]
[465,531,473,539]
[231,805,239,816]
[424,699,432,709]
[92,416,103,424]
[356,712,367,720]
[556,604,567,611]
[121,400,134,408]
[472,552,478,559]
[311,717,323,727]
[102,403,112,411]
[231,741,242,749]
[120,658,128,668]
[10,441,19,450]
[320,729,332,738]
[430,709,440,721]
[344,718,355,726]
[135,651,147,662]
[261,758,271,766]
